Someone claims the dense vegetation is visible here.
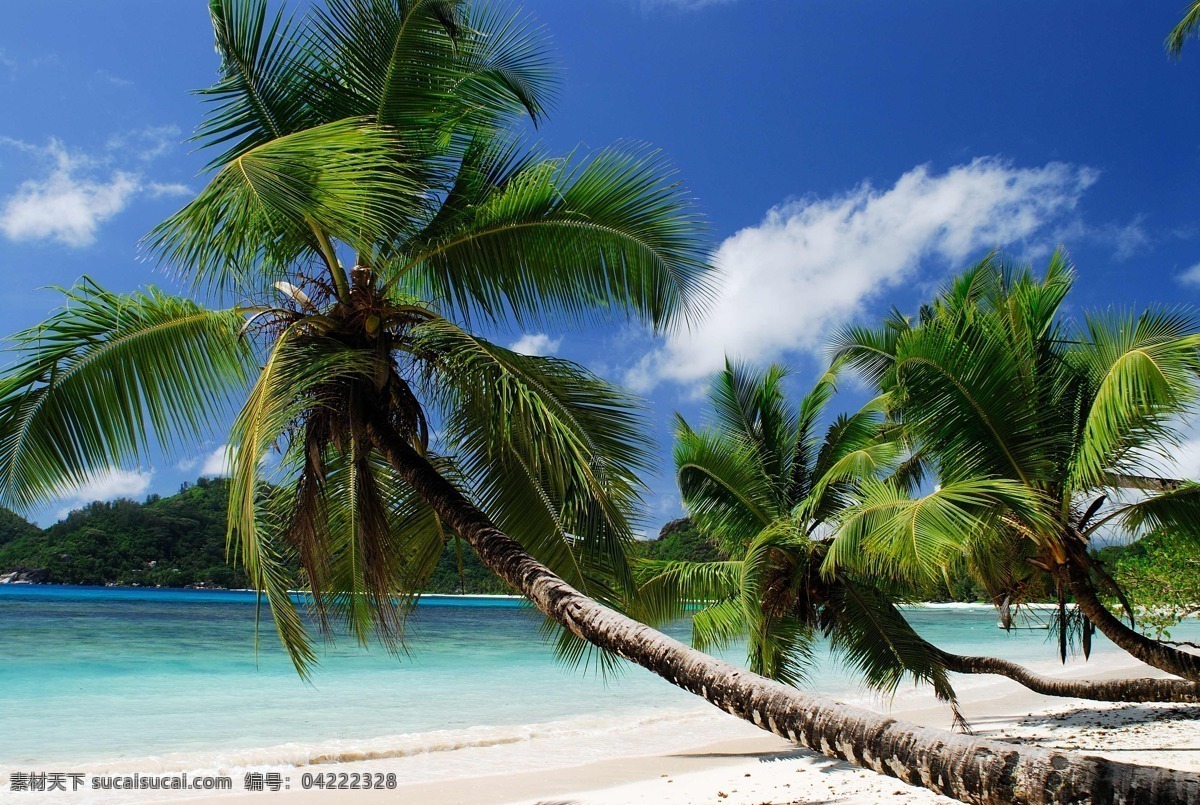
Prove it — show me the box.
[0,483,1094,608]
[1097,530,1200,639]
[0,484,720,594]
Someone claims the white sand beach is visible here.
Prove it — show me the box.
[165,651,1200,805]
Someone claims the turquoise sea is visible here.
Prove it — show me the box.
[2,585,1195,785]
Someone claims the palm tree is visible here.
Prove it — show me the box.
[830,251,1200,686]
[646,360,1200,705]
[0,3,1195,801]
[637,361,972,714]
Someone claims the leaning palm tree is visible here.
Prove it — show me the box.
[646,360,1200,705]
[830,251,1200,686]
[0,3,1196,801]
[637,361,966,712]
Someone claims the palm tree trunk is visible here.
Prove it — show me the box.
[372,425,1200,804]
[1064,560,1200,683]
[933,647,1200,702]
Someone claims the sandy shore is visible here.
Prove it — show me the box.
[160,652,1200,805]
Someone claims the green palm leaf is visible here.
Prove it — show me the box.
[149,119,424,296]
[634,558,743,627]
[825,580,959,706]
[199,0,315,165]
[675,419,778,553]
[1167,2,1200,57]
[0,280,252,512]
[825,478,1048,584]
[1070,308,1200,490]
[414,318,647,597]
[308,0,554,134]
[392,145,713,331]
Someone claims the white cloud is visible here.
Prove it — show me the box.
[199,445,233,478]
[1179,263,1200,287]
[626,158,1098,392]
[509,332,563,355]
[147,182,191,198]
[105,125,181,162]
[55,468,154,516]
[0,132,188,248]
[1109,217,1149,262]
[1,163,138,247]
[1164,437,1200,481]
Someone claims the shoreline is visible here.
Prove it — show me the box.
[51,651,1192,805]
[0,582,1082,608]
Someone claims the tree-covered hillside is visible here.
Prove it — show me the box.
[4,484,1170,609]
[0,482,707,593]
[0,478,241,587]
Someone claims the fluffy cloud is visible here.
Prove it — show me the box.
[626,158,1098,392]
[199,445,233,478]
[509,332,563,355]
[0,133,189,248]
[55,468,153,516]
[1179,263,1200,287]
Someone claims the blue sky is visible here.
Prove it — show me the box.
[2,1,1200,527]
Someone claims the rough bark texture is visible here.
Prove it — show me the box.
[935,649,1200,703]
[1107,473,1185,492]
[1064,561,1200,683]
[374,427,1200,804]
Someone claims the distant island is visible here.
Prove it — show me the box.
[0,478,720,594]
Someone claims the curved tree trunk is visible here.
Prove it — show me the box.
[1064,561,1200,683]
[373,426,1200,804]
[934,647,1200,703]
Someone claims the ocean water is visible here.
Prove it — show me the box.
[1,585,1194,788]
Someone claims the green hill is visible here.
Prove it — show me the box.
[0,479,698,593]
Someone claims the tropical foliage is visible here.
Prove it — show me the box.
[637,362,961,708]
[0,488,715,594]
[827,251,1200,670]
[1168,2,1200,56]
[0,477,507,592]
[1100,529,1200,639]
[0,0,712,673]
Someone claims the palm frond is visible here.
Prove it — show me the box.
[824,478,1049,584]
[826,580,958,705]
[225,330,380,671]
[452,3,558,126]
[414,318,648,597]
[148,119,424,297]
[198,0,315,166]
[787,360,841,503]
[634,557,744,626]
[827,308,910,389]
[308,0,554,135]
[1070,308,1200,490]
[393,144,714,332]
[674,418,778,554]
[0,280,252,512]
[892,312,1054,486]
[709,360,796,510]
[1167,2,1200,57]
[1102,484,1200,545]
[801,395,897,525]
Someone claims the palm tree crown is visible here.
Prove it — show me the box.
[828,252,1200,670]
[0,0,713,671]
[638,361,959,708]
